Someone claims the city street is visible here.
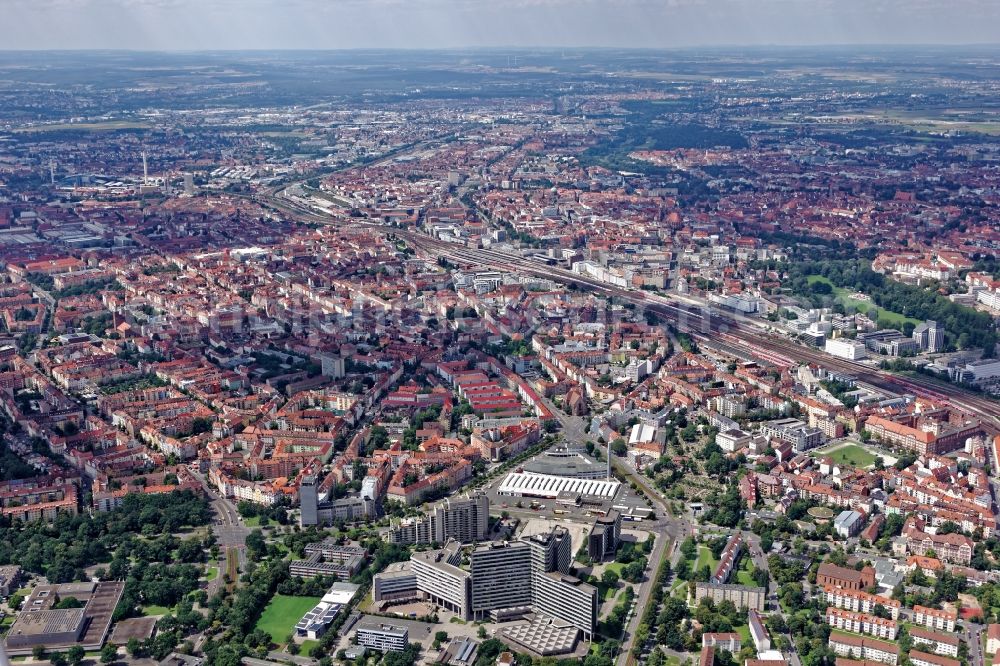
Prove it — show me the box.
[535,397,697,665]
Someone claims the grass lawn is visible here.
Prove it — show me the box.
[735,624,751,646]
[204,566,218,581]
[1,615,15,632]
[243,515,261,527]
[256,595,322,645]
[820,443,878,468]
[299,639,319,655]
[806,275,921,327]
[695,546,719,574]
[598,584,617,602]
[604,562,625,576]
[735,558,756,586]
[142,604,174,616]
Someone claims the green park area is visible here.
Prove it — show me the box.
[815,443,878,469]
[806,275,921,328]
[255,594,321,645]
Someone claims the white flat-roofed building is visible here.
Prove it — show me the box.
[716,428,751,453]
[532,572,598,640]
[496,471,620,501]
[826,338,868,361]
[293,582,359,640]
[355,623,408,653]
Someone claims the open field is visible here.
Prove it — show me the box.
[255,594,321,645]
[14,120,152,133]
[806,275,921,328]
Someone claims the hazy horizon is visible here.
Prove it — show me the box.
[2,0,999,51]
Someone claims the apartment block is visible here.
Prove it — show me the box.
[908,651,959,666]
[823,586,901,620]
[387,492,490,545]
[909,627,960,658]
[693,583,765,612]
[825,607,898,640]
[913,606,957,633]
[828,632,899,665]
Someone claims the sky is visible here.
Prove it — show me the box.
[2,0,999,50]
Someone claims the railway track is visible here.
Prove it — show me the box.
[254,192,1000,432]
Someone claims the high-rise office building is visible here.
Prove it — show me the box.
[913,320,943,353]
[300,475,319,526]
[470,541,534,613]
[524,526,572,576]
[300,474,377,527]
[410,542,471,619]
[587,510,622,562]
[404,527,596,637]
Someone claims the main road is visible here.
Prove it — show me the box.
[535,396,691,666]
[190,469,250,588]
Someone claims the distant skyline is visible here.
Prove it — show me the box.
[1,0,999,51]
